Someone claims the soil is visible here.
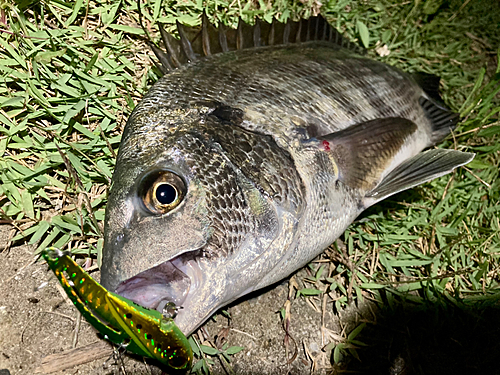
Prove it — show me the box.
[0,225,367,375]
[2,224,500,375]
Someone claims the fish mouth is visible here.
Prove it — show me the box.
[115,251,202,313]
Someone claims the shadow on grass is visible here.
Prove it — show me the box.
[338,294,500,375]
[339,186,500,373]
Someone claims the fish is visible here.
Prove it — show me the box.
[100,14,474,337]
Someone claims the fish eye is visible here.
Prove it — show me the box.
[140,171,186,215]
[154,183,177,205]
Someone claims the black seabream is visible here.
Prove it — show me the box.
[100,15,474,336]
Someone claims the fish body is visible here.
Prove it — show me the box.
[100,16,473,335]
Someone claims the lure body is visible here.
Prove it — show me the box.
[42,247,192,370]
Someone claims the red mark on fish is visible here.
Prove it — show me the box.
[322,140,331,151]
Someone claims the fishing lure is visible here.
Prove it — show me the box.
[41,247,193,371]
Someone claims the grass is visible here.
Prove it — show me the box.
[1,0,499,373]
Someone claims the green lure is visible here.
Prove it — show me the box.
[42,247,193,371]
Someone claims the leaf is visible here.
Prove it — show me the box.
[357,20,370,48]
[315,265,325,281]
[350,339,369,347]
[347,323,366,341]
[153,0,162,21]
[297,288,323,297]
[381,29,392,44]
[324,341,336,351]
[107,24,145,35]
[423,0,444,15]
[459,67,485,115]
[27,79,50,107]
[225,346,245,355]
[85,53,99,72]
[66,0,84,26]
[360,283,385,289]
[21,189,34,218]
[200,345,219,356]
[11,224,39,242]
[279,307,286,320]
[202,358,210,374]
[188,336,200,356]
[28,221,51,244]
[35,228,61,254]
[52,215,81,233]
[0,38,27,68]
[333,343,344,364]
[0,96,25,109]
[191,359,204,373]
[53,233,72,248]
[206,357,215,365]
[389,259,433,267]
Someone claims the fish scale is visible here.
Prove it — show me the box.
[100,14,474,337]
[177,134,255,257]
[134,45,425,144]
[209,119,305,211]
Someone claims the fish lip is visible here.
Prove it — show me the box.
[114,250,203,313]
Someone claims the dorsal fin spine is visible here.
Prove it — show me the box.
[282,22,290,44]
[305,18,311,41]
[313,17,319,40]
[253,19,261,47]
[202,12,211,56]
[153,15,365,75]
[269,19,276,45]
[149,42,172,73]
[321,19,327,41]
[159,24,181,68]
[219,24,229,52]
[176,21,197,62]
[236,17,244,50]
[295,20,302,43]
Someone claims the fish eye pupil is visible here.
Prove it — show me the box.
[155,183,177,205]
[142,171,185,214]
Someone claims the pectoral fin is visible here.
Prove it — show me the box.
[319,117,419,191]
[363,149,474,208]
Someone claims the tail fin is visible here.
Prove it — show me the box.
[420,97,460,143]
[411,73,460,143]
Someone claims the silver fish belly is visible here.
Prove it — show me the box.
[100,16,473,335]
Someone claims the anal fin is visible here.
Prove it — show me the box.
[364,149,474,208]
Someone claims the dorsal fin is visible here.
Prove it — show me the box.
[150,13,365,75]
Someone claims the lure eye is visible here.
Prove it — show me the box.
[141,171,186,215]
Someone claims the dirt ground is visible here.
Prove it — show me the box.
[2,224,500,375]
[0,224,368,375]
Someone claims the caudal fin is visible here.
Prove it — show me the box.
[412,72,460,143]
[420,97,460,143]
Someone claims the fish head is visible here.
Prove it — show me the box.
[100,106,282,335]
